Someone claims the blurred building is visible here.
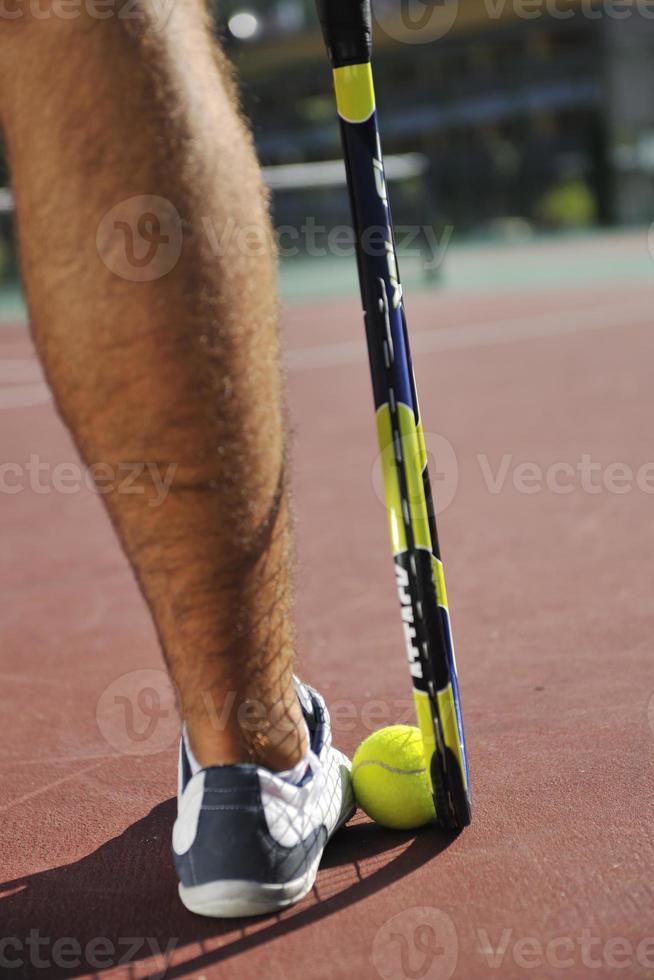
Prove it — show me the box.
[1,0,654,280]
[220,0,654,236]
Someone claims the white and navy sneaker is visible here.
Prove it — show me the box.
[172,680,355,917]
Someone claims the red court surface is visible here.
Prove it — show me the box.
[1,271,654,978]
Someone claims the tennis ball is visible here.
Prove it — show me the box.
[352,725,436,830]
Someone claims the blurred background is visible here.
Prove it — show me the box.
[1,0,654,309]
[2,7,654,969]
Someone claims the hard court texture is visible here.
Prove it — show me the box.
[1,230,653,979]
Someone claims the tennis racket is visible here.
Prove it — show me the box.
[315,0,471,830]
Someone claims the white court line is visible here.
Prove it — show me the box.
[0,745,176,812]
[0,759,109,815]
[284,296,654,371]
[0,749,123,767]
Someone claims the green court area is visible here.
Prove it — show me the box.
[278,227,654,302]
[0,228,651,323]
[0,282,27,325]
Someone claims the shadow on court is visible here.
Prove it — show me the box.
[0,800,457,978]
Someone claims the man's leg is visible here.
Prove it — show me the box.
[0,4,307,770]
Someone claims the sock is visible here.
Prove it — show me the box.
[183,720,312,783]
[275,720,312,785]
[183,727,204,777]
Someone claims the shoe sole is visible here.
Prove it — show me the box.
[179,864,319,917]
[179,803,356,918]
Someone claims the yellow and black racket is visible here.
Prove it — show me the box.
[316,0,471,830]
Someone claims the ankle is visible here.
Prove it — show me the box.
[184,696,309,772]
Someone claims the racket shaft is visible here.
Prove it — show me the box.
[332,63,470,805]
